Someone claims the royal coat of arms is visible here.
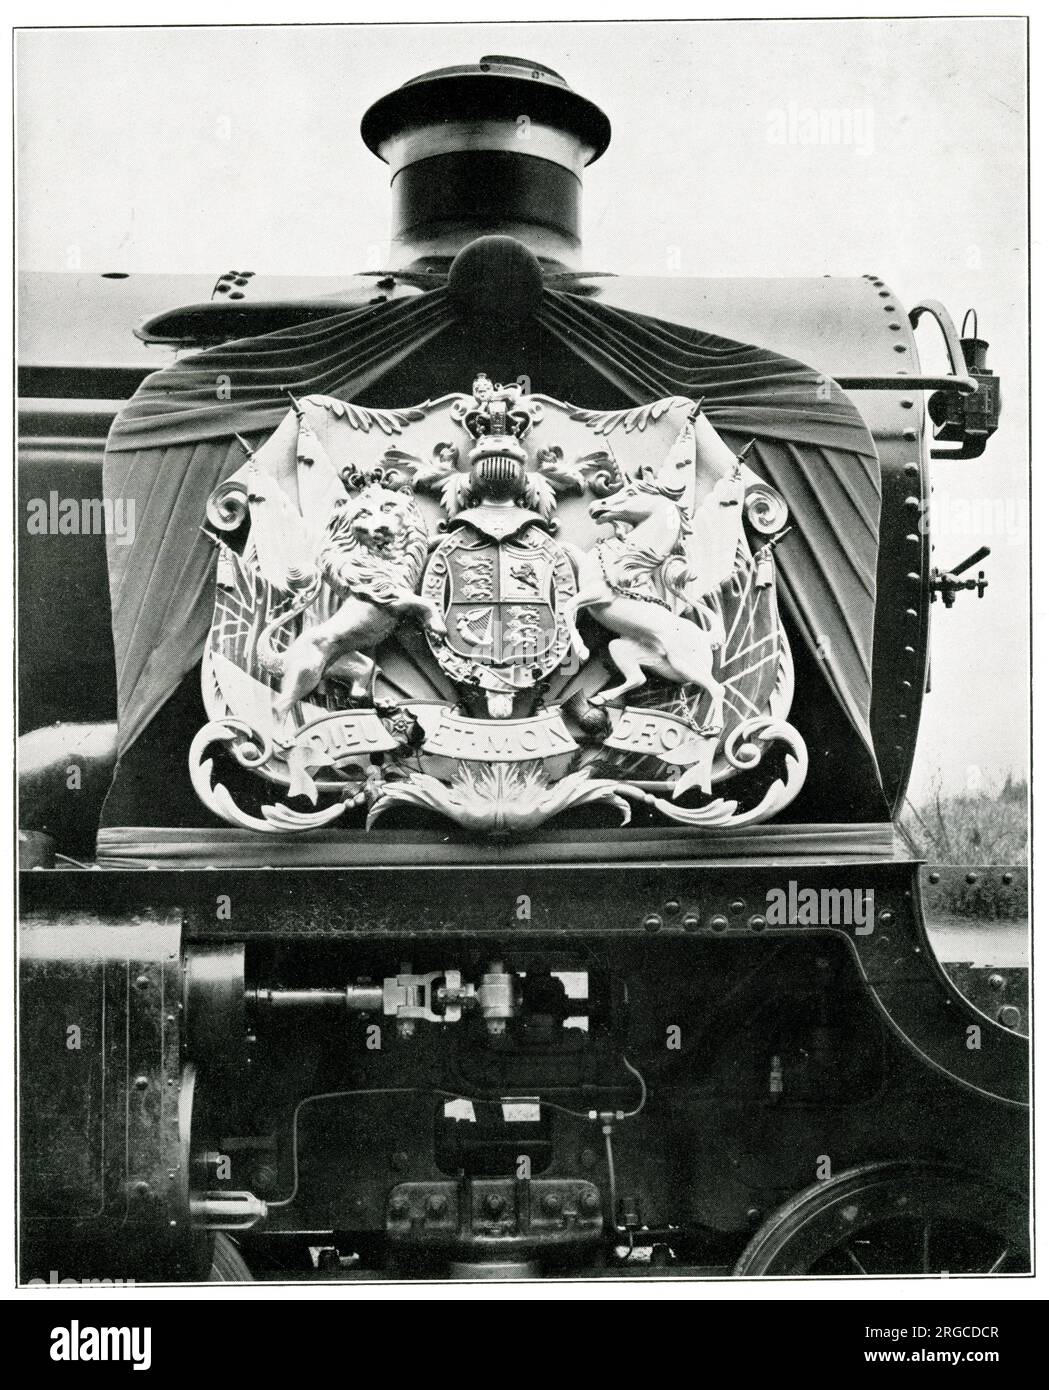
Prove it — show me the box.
[192,374,806,835]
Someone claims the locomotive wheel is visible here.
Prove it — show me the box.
[734,1163,1028,1277]
[208,1234,254,1282]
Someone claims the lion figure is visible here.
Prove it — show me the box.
[259,480,444,719]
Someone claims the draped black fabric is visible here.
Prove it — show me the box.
[536,292,881,771]
[104,282,881,773]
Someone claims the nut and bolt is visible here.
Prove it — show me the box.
[390,1195,410,1219]
[252,1164,279,1194]
[425,1194,449,1220]
[483,1193,506,1218]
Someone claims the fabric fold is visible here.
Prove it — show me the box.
[103,280,881,777]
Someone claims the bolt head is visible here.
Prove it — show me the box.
[483,1193,506,1217]
[541,1192,562,1216]
[425,1194,448,1219]
[390,1196,410,1219]
[253,1164,278,1194]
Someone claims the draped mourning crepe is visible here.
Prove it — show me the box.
[104,283,881,775]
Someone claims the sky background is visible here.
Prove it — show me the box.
[15,18,1028,800]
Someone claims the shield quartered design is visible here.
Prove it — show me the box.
[423,522,576,693]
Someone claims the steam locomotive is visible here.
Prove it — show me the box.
[18,56,1026,1281]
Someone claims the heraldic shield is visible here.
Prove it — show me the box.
[193,374,807,836]
[423,517,577,711]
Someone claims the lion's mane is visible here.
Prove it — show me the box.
[318,483,429,606]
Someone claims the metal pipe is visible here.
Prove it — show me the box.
[836,373,978,394]
[246,986,384,1013]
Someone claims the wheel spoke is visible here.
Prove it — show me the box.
[986,1247,1010,1274]
[845,1244,868,1275]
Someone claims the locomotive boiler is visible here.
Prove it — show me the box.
[18,56,1026,1282]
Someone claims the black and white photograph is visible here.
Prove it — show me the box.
[10,7,1037,1326]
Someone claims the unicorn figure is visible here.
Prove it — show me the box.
[562,419,746,736]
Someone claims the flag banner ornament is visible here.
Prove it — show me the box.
[184,375,813,835]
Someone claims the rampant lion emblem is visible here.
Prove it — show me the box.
[257,473,443,717]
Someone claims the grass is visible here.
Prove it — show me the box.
[899,772,1028,864]
[899,774,1028,920]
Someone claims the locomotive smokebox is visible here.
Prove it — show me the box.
[361,56,611,270]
